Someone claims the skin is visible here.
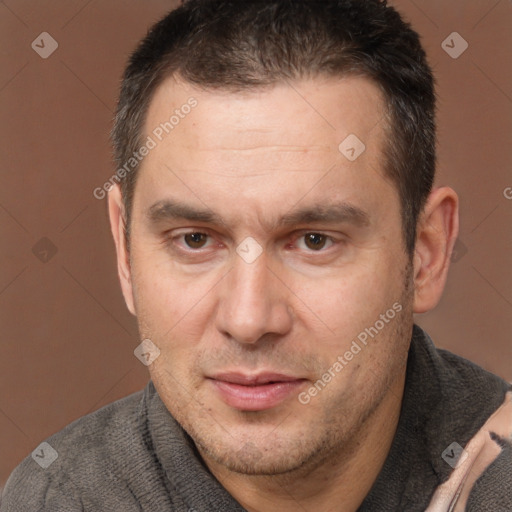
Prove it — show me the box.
[108,76,458,511]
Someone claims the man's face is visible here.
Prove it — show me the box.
[124,76,414,474]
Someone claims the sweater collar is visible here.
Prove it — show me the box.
[145,380,246,511]
[358,324,508,510]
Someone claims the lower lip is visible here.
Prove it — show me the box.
[210,379,306,411]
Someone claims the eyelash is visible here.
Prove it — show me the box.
[166,230,340,254]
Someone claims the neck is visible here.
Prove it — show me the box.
[200,372,405,512]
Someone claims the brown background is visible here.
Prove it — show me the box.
[1,0,511,490]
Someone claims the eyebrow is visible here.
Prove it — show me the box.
[280,203,370,228]
[148,200,223,225]
[146,199,370,230]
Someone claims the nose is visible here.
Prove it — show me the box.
[215,250,293,345]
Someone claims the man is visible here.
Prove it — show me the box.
[2,0,511,510]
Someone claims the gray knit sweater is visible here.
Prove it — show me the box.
[1,326,511,511]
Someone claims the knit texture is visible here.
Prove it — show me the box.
[1,325,511,511]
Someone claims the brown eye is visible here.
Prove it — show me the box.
[184,232,208,249]
[304,233,327,250]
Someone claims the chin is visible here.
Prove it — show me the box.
[198,438,313,476]
[187,417,331,477]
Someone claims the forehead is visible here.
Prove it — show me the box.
[135,75,395,226]
[144,75,386,154]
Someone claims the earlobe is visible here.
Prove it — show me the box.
[413,187,459,314]
[108,185,137,316]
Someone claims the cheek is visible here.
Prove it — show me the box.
[294,258,402,339]
[129,249,208,344]
[131,262,211,391]
[132,238,204,305]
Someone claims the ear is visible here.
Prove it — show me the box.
[108,184,136,316]
[413,186,459,314]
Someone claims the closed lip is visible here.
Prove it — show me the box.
[208,372,305,385]
[208,371,307,411]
